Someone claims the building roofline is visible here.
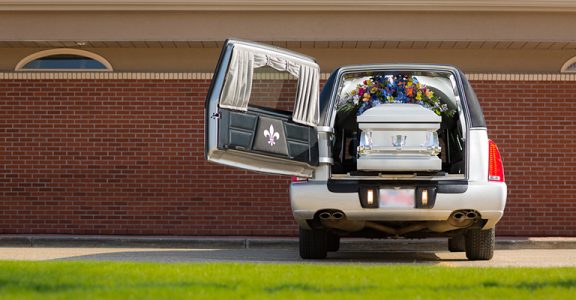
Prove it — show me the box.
[1,0,576,12]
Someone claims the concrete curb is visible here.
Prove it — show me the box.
[1,235,575,250]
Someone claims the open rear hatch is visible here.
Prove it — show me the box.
[330,70,467,182]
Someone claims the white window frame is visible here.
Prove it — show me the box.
[220,43,320,127]
[15,48,113,72]
[560,56,576,73]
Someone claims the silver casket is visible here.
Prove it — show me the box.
[356,104,442,172]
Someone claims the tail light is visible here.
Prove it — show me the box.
[488,139,505,182]
[291,176,308,183]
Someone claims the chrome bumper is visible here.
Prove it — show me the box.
[290,180,507,230]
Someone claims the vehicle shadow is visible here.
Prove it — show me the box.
[50,248,468,264]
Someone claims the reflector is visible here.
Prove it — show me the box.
[291,176,308,183]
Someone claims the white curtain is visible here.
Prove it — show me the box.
[220,44,319,126]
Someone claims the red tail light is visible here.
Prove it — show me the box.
[488,139,505,182]
[291,176,308,183]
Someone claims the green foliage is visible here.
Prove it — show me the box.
[0,261,574,299]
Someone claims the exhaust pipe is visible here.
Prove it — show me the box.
[448,210,480,227]
[332,211,344,220]
[318,212,332,220]
[453,212,465,222]
[317,210,345,221]
[318,210,365,232]
[466,211,478,219]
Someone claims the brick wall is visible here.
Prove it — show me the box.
[0,78,294,235]
[0,77,575,236]
[472,80,576,236]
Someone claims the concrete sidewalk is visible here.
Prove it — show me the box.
[1,234,575,251]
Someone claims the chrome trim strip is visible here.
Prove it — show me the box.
[319,157,334,164]
[316,126,334,133]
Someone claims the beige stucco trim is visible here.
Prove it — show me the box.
[15,48,113,71]
[1,0,576,12]
[0,72,213,80]
[466,74,576,81]
[1,72,576,81]
[2,11,575,44]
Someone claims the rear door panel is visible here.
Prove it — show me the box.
[206,39,322,177]
[217,109,319,165]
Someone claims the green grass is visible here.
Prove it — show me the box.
[0,261,574,299]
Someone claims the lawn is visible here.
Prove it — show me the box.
[0,261,574,299]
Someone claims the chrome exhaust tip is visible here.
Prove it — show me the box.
[318,212,332,220]
[453,212,465,221]
[466,211,478,219]
[317,210,346,221]
[332,211,344,220]
[448,210,480,228]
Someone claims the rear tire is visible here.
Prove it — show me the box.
[448,235,466,252]
[465,227,495,260]
[299,228,328,259]
[326,233,340,252]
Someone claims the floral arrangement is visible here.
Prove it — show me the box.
[337,74,455,117]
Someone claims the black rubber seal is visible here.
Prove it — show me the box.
[327,179,468,194]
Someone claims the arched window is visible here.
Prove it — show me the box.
[561,56,576,73]
[15,49,113,71]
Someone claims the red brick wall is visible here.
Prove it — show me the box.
[0,78,575,236]
[0,79,293,235]
[472,80,576,236]
[249,78,298,111]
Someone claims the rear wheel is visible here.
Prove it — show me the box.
[448,235,466,252]
[465,227,495,260]
[326,233,340,252]
[299,228,328,259]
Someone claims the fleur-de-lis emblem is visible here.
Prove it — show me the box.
[263,124,280,146]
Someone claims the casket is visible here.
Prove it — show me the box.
[356,104,442,172]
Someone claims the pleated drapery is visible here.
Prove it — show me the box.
[220,44,320,127]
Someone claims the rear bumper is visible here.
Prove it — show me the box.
[290,180,507,230]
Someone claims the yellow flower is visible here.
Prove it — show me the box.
[406,81,413,88]
[415,91,423,101]
[350,90,357,95]
[363,93,371,102]
[426,90,434,98]
[370,87,378,94]
[387,95,394,102]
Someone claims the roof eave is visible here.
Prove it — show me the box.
[1,0,576,12]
